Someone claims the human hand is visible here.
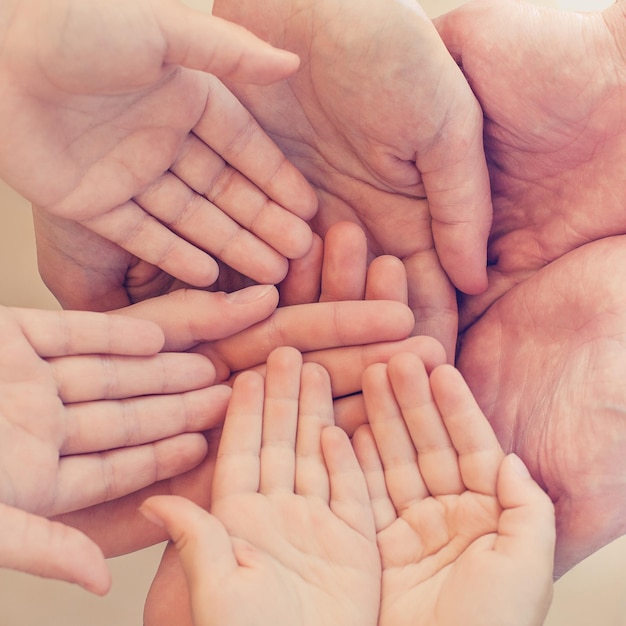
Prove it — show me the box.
[210,0,492,358]
[435,0,626,328]
[457,236,626,577]
[4,0,317,293]
[0,305,228,594]
[141,347,381,626]
[353,352,555,626]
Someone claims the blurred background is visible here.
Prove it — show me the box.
[0,0,624,624]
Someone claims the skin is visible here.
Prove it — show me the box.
[432,0,626,575]
[0,306,226,594]
[141,348,381,626]
[2,0,318,292]
[353,352,555,626]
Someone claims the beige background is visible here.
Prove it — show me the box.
[1,0,625,624]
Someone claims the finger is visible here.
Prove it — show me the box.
[119,285,279,355]
[429,364,505,495]
[321,426,375,539]
[50,352,216,403]
[319,221,367,302]
[365,255,408,303]
[170,130,314,260]
[259,347,302,494]
[279,233,323,306]
[140,495,238,611]
[192,76,318,221]
[302,335,447,399]
[495,454,556,567]
[157,5,301,85]
[362,363,429,509]
[135,171,292,285]
[0,503,110,595]
[83,199,220,287]
[386,353,464,496]
[61,385,231,454]
[295,363,334,500]
[13,308,164,357]
[404,249,459,362]
[212,371,265,500]
[351,425,398,532]
[51,433,209,515]
[204,300,416,373]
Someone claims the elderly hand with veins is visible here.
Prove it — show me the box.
[0,305,233,594]
[3,0,317,295]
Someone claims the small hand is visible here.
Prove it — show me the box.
[353,352,555,626]
[141,347,381,626]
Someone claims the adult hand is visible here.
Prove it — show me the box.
[141,347,381,626]
[4,0,317,291]
[457,237,626,577]
[209,0,493,359]
[354,352,555,626]
[435,0,626,328]
[0,306,225,593]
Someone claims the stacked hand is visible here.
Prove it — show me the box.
[142,347,555,626]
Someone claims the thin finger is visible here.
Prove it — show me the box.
[259,347,302,494]
[50,352,215,403]
[365,255,408,303]
[61,385,231,454]
[362,363,429,509]
[0,504,110,595]
[13,308,164,357]
[295,363,334,499]
[52,433,209,515]
[212,371,265,500]
[351,425,398,532]
[279,233,323,306]
[430,364,504,495]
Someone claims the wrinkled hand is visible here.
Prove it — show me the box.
[0,306,226,594]
[457,237,626,577]
[141,347,381,626]
[435,0,626,328]
[4,0,317,293]
[211,0,493,358]
[353,352,555,626]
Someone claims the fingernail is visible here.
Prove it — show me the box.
[225,284,276,304]
[138,505,164,529]
[507,453,531,478]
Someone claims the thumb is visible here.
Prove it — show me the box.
[140,496,238,594]
[495,454,556,564]
[154,0,299,84]
[0,504,110,595]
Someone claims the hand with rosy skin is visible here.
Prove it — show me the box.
[457,237,626,577]
[434,0,626,328]
[0,305,232,595]
[5,0,317,296]
[210,0,493,358]
[353,352,555,626]
[141,347,381,626]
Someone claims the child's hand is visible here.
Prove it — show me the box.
[354,352,555,626]
[142,347,381,626]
